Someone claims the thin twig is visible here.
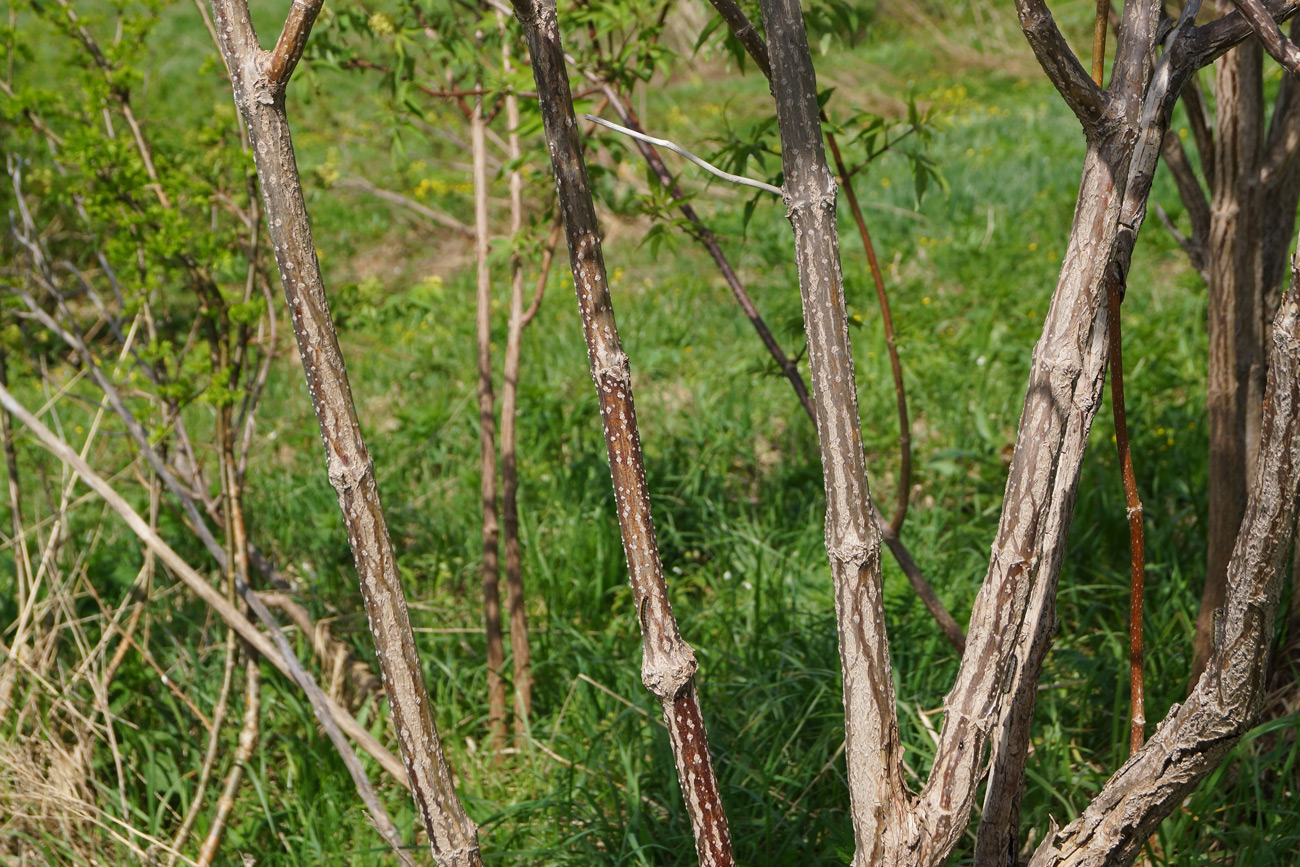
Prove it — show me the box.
[584,114,783,195]
[0,381,412,786]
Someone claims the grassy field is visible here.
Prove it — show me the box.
[3,0,1299,864]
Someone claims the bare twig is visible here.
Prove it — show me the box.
[472,67,508,753]
[336,176,473,237]
[584,114,784,195]
[195,653,260,867]
[0,382,411,787]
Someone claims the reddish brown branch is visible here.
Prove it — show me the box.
[510,0,735,861]
[1106,279,1146,753]
[823,125,912,536]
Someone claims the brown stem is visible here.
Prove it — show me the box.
[695,0,963,654]
[472,77,508,753]
[510,0,734,862]
[1092,0,1110,85]
[1093,0,1145,754]
[1106,280,1146,753]
[499,19,534,733]
[206,0,481,861]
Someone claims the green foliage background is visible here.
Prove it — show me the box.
[2,0,1298,864]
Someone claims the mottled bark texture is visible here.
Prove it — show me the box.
[1165,4,1300,683]
[205,1,481,863]
[510,0,734,864]
[759,0,911,860]
[700,0,965,655]
[737,0,1297,864]
[1029,267,1300,867]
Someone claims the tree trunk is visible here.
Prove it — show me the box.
[473,81,507,752]
[206,2,482,861]
[510,0,735,862]
[1197,28,1267,683]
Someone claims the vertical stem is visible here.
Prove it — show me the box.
[206,1,482,861]
[510,1,734,863]
[472,67,507,754]
[1092,0,1110,86]
[690,0,963,653]
[758,0,906,858]
[1092,0,1145,754]
[1107,283,1146,752]
[499,19,533,732]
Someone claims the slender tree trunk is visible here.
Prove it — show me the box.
[473,77,507,753]
[205,2,481,862]
[510,1,734,862]
[758,0,909,858]
[1196,29,1267,683]
[499,22,533,732]
[1031,259,1300,867]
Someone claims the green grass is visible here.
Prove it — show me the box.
[2,0,1298,864]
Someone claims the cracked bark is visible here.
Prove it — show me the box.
[205,0,480,862]
[1029,262,1300,867]
[510,0,733,863]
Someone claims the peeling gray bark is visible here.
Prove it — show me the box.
[205,1,480,863]
[510,0,734,863]
[1029,266,1300,867]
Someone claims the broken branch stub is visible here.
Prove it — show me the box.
[205,0,480,863]
[510,0,734,863]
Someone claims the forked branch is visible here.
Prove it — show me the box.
[1030,266,1300,867]
[205,0,480,862]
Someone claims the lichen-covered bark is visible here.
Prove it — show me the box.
[206,2,480,863]
[510,1,733,863]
